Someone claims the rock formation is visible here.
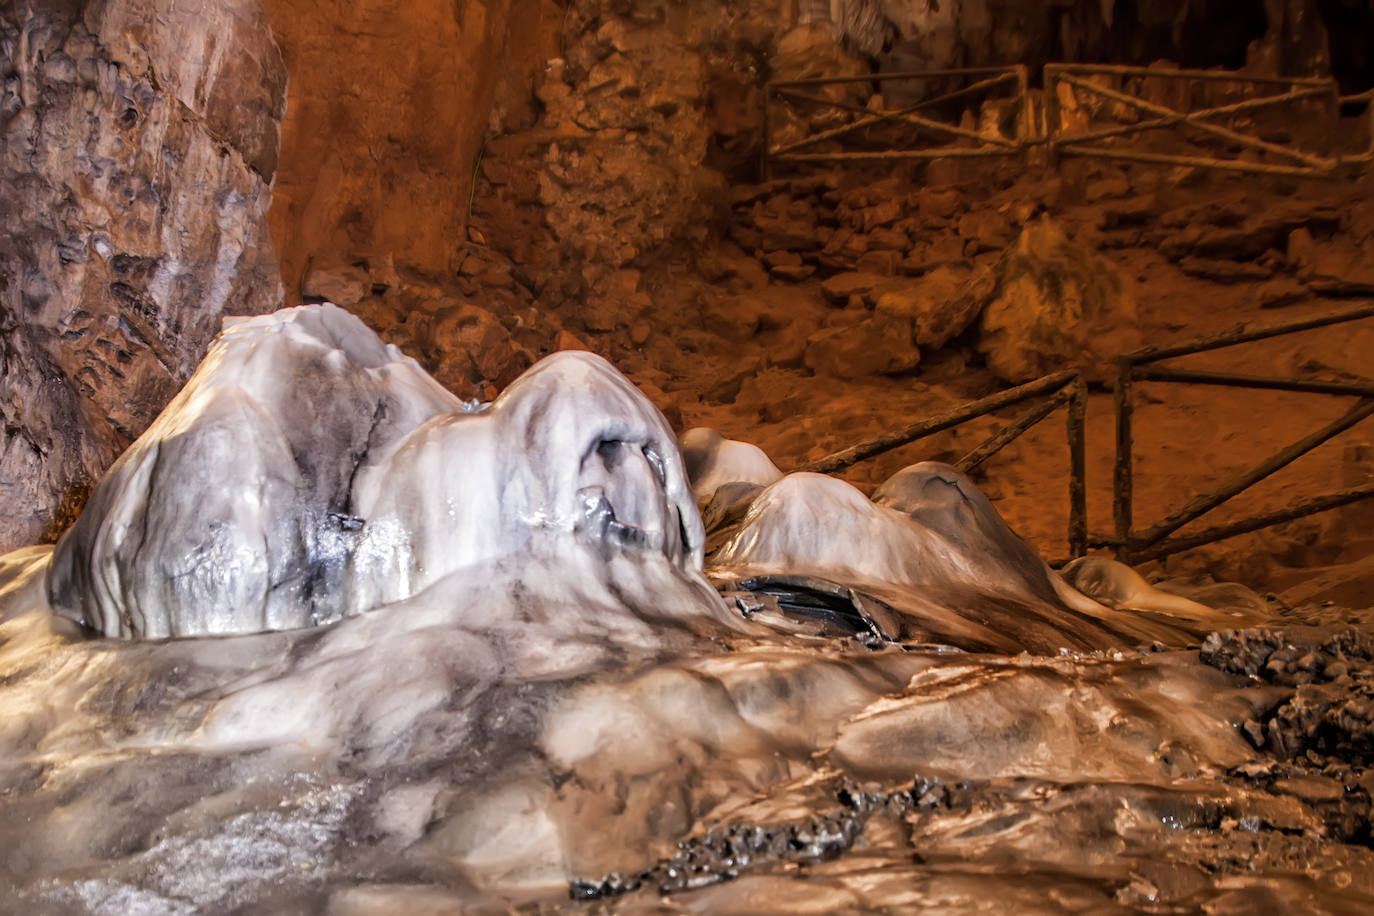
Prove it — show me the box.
[708,462,1226,653]
[0,0,285,552]
[977,214,1141,383]
[48,305,711,639]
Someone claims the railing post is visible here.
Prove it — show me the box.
[1112,358,1135,563]
[1067,376,1088,559]
[1044,65,1061,168]
[1015,64,1031,166]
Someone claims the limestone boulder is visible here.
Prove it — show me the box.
[1288,228,1374,295]
[426,304,534,402]
[361,286,534,403]
[804,317,920,380]
[874,264,994,351]
[977,216,1140,383]
[301,261,372,306]
[533,29,724,300]
[0,0,285,551]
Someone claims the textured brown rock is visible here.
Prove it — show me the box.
[1288,228,1374,294]
[301,261,371,306]
[978,216,1140,383]
[821,272,898,306]
[360,285,533,402]
[531,23,726,306]
[804,318,920,380]
[0,0,285,550]
[874,264,994,351]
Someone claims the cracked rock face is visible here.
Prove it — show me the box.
[0,0,285,552]
[48,305,710,638]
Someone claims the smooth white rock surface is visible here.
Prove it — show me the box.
[680,427,784,504]
[712,462,1217,652]
[0,310,1318,911]
[46,305,709,638]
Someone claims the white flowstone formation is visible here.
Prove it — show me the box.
[347,348,704,615]
[679,427,784,504]
[46,305,712,638]
[1060,555,1264,629]
[0,312,1311,912]
[711,462,1212,652]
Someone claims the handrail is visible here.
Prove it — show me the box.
[764,62,1365,178]
[794,369,1088,560]
[1043,63,1343,177]
[762,65,1029,177]
[1109,303,1374,563]
[792,303,1374,568]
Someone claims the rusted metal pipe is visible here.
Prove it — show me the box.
[1044,69,1061,167]
[1123,303,1374,365]
[769,72,1018,157]
[772,88,1018,149]
[1055,71,1335,170]
[1133,367,1374,397]
[795,370,1078,475]
[1112,362,1135,562]
[1057,85,1335,147]
[1067,378,1088,558]
[771,67,1022,89]
[774,148,1019,163]
[1044,63,1332,87]
[1058,146,1331,178]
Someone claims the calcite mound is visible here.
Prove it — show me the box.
[707,461,1249,653]
[47,304,702,639]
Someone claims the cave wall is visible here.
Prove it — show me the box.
[0,0,285,551]
[263,0,561,295]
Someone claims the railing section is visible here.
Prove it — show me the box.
[1104,303,1374,564]
[763,66,1030,177]
[1043,64,1341,178]
[794,370,1088,559]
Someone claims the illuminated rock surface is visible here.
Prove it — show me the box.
[48,305,710,638]
[0,0,285,551]
[3,308,1374,912]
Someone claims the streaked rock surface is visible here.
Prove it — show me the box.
[49,305,711,638]
[0,0,284,552]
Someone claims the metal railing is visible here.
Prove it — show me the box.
[1044,63,1342,178]
[762,65,1030,178]
[1103,302,1374,564]
[793,369,1089,557]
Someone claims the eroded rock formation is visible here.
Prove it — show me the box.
[977,214,1141,383]
[0,0,285,552]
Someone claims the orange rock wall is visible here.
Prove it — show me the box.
[263,0,560,296]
